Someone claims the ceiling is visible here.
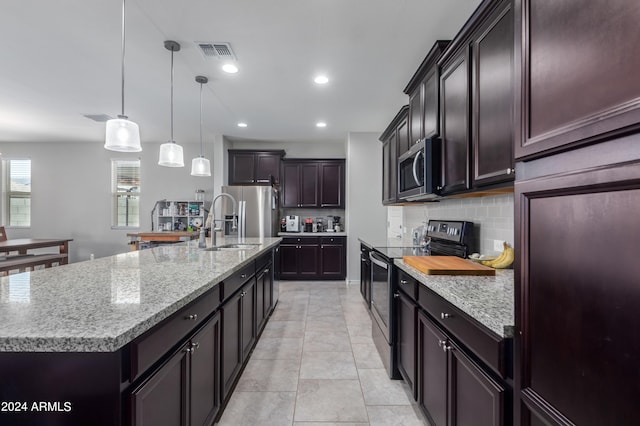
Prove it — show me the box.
[0,0,481,145]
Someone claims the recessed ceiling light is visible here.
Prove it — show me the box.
[237,122,248,128]
[222,64,239,74]
[314,75,329,84]
[316,122,327,128]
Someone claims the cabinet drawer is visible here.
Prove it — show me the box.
[418,284,507,377]
[256,250,272,272]
[130,285,221,381]
[282,237,319,245]
[397,270,418,302]
[222,262,255,301]
[320,236,344,245]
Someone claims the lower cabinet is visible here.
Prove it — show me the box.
[130,312,221,426]
[396,269,510,426]
[221,278,255,402]
[280,236,346,280]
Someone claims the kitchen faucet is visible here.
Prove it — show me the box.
[201,193,238,247]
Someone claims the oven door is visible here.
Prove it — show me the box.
[397,142,424,199]
[370,251,392,343]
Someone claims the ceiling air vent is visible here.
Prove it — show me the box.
[195,42,237,61]
[84,114,113,122]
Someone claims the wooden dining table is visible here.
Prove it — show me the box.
[0,238,73,275]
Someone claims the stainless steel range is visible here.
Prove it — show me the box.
[370,220,475,379]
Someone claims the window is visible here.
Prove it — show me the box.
[2,159,31,227]
[112,159,140,228]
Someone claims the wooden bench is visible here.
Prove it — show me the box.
[0,253,69,276]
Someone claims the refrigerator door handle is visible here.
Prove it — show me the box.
[239,201,246,238]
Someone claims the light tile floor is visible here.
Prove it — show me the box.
[216,281,429,425]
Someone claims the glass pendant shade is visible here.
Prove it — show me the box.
[191,156,211,176]
[105,117,141,152]
[158,142,184,167]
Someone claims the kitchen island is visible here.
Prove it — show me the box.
[0,237,281,426]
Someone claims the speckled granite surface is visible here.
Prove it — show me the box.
[394,259,515,338]
[0,237,281,352]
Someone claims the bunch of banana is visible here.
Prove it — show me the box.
[481,242,514,269]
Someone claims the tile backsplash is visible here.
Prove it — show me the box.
[398,194,514,256]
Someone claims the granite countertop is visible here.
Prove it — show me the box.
[0,237,281,353]
[394,259,515,338]
[278,231,347,237]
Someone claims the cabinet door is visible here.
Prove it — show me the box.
[472,1,514,187]
[382,137,394,204]
[190,313,220,426]
[397,291,417,399]
[515,159,640,425]
[423,69,439,139]
[319,241,344,279]
[240,279,256,362]
[440,47,471,195]
[281,163,300,208]
[255,269,266,334]
[229,152,256,185]
[299,163,319,207]
[408,85,424,150]
[449,342,505,426]
[255,154,281,184]
[418,311,448,426]
[279,244,299,279]
[298,244,319,278]
[319,161,345,208]
[221,292,242,401]
[131,344,189,426]
[514,0,640,159]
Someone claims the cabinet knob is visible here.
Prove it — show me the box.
[506,167,513,175]
[438,339,446,348]
[240,291,246,297]
[437,185,443,191]
[321,245,324,249]
[183,347,193,354]
[297,238,301,242]
[264,268,270,273]
[393,292,399,298]
[330,238,334,242]
[191,342,200,352]
[185,314,198,321]
[441,312,452,319]
[400,279,408,285]
[241,273,247,278]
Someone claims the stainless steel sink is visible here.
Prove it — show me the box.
[204,243,259,251]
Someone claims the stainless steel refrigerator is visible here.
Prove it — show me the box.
[220,185,279,238]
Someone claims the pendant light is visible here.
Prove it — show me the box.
[105,0,141,152]
[158,40,184,167]
[191,76,212,176]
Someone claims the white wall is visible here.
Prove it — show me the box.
[0,141,218,261]
[346,132,387,282]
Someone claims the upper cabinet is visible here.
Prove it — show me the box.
[437,0,515,196]
[379,106,409,205]
[228,150,285,185]
[281,159,345,208]
[514,0,640,161]
[403,41,450,156]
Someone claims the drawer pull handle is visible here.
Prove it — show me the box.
[400,279,408,285]
[185,314,198,321]
[441,313,452,319]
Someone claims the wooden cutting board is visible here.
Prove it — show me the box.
[403,256,495,276]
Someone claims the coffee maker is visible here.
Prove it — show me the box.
[333,216,342,232]
[286,215,300,232]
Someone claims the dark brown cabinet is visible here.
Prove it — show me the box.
[380,106,408,205]
[515,157,640,425]
[131,313,221,426]
[417,310,505,426]
[439,47,471,195]
[221,277,255,402]
[404,41,450,153]
[471,0,514,187]
[280,236,346,280]
[228,150,285,185]
[514,0,640,161]
[281,159,345,208]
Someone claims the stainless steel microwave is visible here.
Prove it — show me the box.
[397,137,441,200]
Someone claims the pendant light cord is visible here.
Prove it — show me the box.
[170,47,174,143]
[199,82,204,156]
[120,0,126,118]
